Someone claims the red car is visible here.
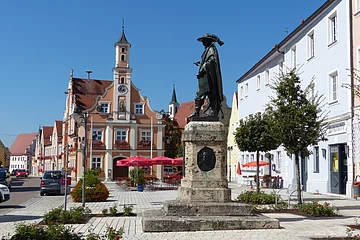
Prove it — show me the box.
[16,169,28,178]
[165,171,183,183]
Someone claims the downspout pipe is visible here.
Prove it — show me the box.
[349,0,355,198]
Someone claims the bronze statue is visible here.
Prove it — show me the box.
[189,33,224,120]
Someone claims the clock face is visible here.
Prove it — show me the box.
[118,85,128,94]
[197,147,216,172]
[156,112,163,120]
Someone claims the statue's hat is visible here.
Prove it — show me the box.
[197,33,224,46]
[197,33,219,42]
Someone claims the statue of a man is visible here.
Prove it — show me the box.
[189,33,224,119]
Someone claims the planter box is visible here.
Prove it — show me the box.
[92,145,106,150]
[115,145,130,150]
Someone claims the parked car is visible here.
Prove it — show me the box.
[165,171,183,184]
[40,170,63,196]
[16,169,28,178]
[0,169,11,189]
[164,166,175,176]
[10,169,19,176]
[0,184,10,203]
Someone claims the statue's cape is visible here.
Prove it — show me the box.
[198,43,224,102]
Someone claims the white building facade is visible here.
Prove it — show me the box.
[237,0,354,197]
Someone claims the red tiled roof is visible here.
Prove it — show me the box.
[43,126,53,146]
[55,120,63,143]
[55,120,62,137]
[174,101,194,129]
[72,78,112,111]
[9,133,37,155]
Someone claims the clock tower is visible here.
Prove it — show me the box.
[113,23,132,121]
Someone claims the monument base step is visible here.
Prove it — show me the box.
[142,209,280,232]
[163,200,253,216]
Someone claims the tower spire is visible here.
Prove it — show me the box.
[114,18,131,47]
[170,84,178,104]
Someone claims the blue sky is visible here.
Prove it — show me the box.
[0,0,324,147]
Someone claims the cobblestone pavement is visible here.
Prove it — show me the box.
[0,181,360,239]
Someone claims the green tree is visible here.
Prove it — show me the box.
[270,69,327,203]
[164,114,183,158]
[234,111,280,193]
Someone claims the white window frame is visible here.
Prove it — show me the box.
[99,102,110,113]
[134,103,144,114]
[356,0,360,14]
[276,151,281,170]
[328,11,337,45]
[291,46,297,70]
[121,54,126,61]
[115,129,128,141]
[310,81,315,99]
[240,86,244,99]
[256,75,260,90]
[92,129,104,141]
[265,69,270,86]
[329,70,339,104]
[313,146,319,173]
[91,156,102,170]
[307,30,315,60]
[140,129,151,141]
[245,83,249,97]
[278,60,284,73]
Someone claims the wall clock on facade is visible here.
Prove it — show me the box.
[156,112,163,120]
[118,85,128,94]
[197,147,216,172]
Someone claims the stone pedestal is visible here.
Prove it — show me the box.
[179,121,231,202]
[142,121,280,232]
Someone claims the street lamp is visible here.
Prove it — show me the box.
[71,106,88,207]
[71,105,103,207]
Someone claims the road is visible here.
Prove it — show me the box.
[0,176,40,215]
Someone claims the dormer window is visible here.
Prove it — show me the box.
[99,103,109,113]
[121,55,125,61]
[134,103,144,114]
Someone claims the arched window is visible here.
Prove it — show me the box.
[120,77,125,84]
[121,55,125,61]
[122,47,126,53]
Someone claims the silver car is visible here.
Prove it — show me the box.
[40,170,62,196]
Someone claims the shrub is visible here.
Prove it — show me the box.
[105,226,123,240]
[9,223,81,240]
[5,222,123,240]
[102,208,108,215]
[130,168,145,186]
[109,204,118,216]
[237,190,276,204]
[43,206,91,225]
[298,201,338,216]
[271,201,288,211]
[71,181,109,202]
[123,205,133,216]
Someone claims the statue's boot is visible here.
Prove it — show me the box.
[188,98,204,118]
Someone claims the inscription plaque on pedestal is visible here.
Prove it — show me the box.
[197,147,216,172]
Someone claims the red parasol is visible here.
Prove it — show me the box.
[242,161,269,168]
[116,156,154,167]
[151,156,174,165]
[236,162,242,175]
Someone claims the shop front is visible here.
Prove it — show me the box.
[330,144,348,194]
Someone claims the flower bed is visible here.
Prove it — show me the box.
[255,201,339,217]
